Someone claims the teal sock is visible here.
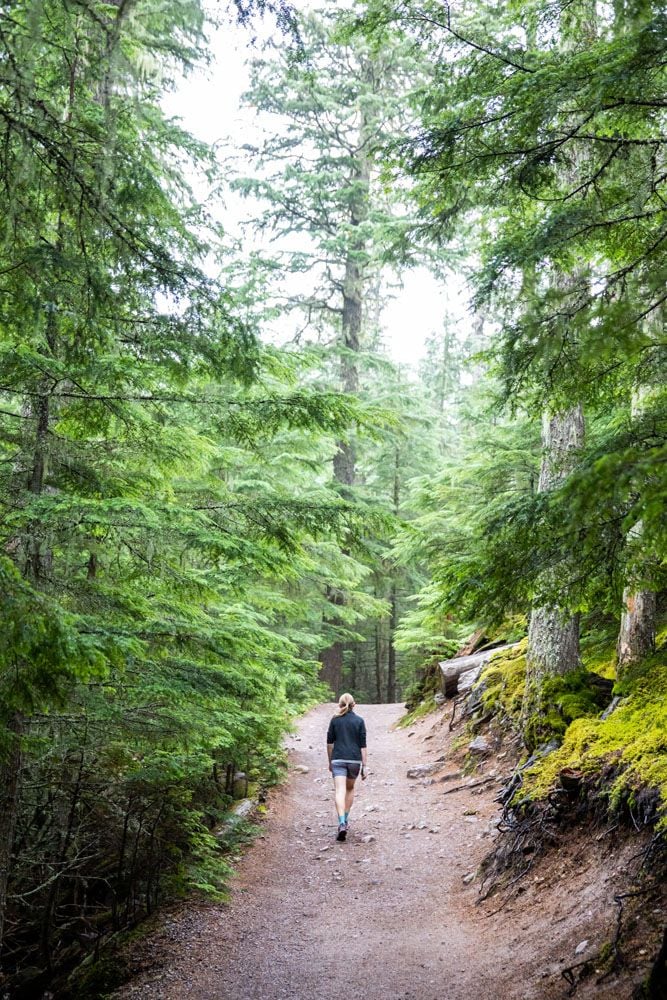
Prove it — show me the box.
[344,811,349,822]
[338,814,345,824]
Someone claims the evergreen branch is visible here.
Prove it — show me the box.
[407,3,534,74]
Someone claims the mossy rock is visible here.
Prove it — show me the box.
[478,639,528,722]
[523,668,614,749]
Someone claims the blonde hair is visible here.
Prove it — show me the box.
[335,692,356,716]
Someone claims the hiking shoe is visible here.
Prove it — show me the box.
[336,822,348,842]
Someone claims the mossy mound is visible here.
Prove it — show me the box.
[476,625,667,830]
[398,694,437,728]
[479,639,527,719]
[523,651,667,828]
[523,668,614,748]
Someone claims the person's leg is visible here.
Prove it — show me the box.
[344,763,361,821]
[344,775,356,818]
[333,775,347,821]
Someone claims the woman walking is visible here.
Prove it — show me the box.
[326,693,367,841]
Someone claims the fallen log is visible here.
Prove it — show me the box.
[454,627,487,658]
[439,642,521,698]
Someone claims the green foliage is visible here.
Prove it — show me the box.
[0,1,398,991]
[393,385,542,631]
[361,0,666,741]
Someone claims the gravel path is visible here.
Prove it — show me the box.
[114,702,635,1000]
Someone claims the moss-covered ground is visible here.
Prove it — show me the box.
[398,694,437,728]
[523,645,667,828]
[477,624,667,831]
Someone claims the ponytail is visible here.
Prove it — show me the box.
[335,692,356,716]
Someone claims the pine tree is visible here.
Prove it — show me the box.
[232,2,428,695]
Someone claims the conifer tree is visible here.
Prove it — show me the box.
[233,2,426,694]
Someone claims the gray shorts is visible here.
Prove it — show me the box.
[331,761,361,779]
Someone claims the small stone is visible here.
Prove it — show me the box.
[417,821,427,830]
[462,872,475,885]
[394,865,403,871]
[468,736,491,754]
[361,834,376,844]
[429,827,440,834]
[407,763,444,779]
[575,940,589,955]
[293,764,310,774]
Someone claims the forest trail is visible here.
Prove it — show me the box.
[115,703,631,1000]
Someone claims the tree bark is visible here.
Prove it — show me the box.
[386,582,397,703]
[374,621,383,703]
[320,62,372,691]
[617,586,656,670]
[525,405,585,706]
[616,386,657,673]
[331,102,369,488]
[386,446,400,703]
[319,623,344,696]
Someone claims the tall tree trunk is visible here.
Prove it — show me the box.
[374,620,383,703]
[331,123,368,488]
[617,586,656,670]
[320,64,372,693]
[522,4,592,708]
[319,620,344,697]
[386,583,397,703]
[617,383,657,672]
[524,405,584,735]
[386,445,401,703]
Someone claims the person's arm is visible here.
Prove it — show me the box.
[326,719,335,772]
[359,719,368,778]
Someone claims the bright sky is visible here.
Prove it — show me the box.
[164,3,471,367]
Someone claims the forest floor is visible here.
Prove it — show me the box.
[112,703,661,1000]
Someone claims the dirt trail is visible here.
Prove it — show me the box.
[115,703,637,1000]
